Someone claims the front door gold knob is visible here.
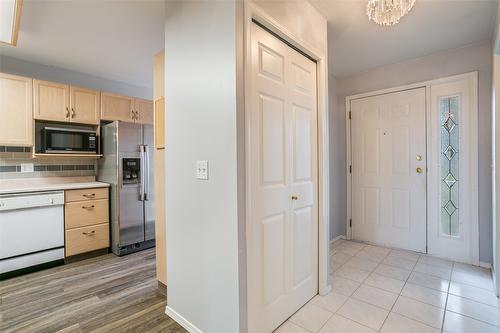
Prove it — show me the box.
[291,195,298,200]
[416,167,423,174]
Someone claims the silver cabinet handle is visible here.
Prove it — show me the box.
[82,193,95,198]
[82,230,95,236]
[71,108,75,118]
[66,107,70,118]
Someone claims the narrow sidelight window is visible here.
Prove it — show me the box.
[439,96,460,237]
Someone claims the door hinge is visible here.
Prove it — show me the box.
[349,111,352,120]
[349,219,352,228]
[349,165,352,174]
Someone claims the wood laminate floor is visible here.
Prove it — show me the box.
[0,249,186,333]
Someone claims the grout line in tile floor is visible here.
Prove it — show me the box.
[333,243,394,332]
[377,248,405,332]
[288,240,500,333]
[326,248,379,331]
[440,261,454,333]
[348,244,446,332]
[340,242,499,332]
[332,243,441,332]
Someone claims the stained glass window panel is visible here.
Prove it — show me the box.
[439,96,460,237]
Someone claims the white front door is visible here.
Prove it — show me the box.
[351,88,427,252]
[428,75,479,264]
[247,23,318,333]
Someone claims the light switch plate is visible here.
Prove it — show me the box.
[20,163,34,173]
[196,160,208,180]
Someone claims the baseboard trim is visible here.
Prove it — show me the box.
[479,261,492,269]
[493,267,499,298]
[165,306,203,333]
[329,235,346,245]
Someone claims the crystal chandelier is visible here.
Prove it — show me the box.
[366,0,416,26]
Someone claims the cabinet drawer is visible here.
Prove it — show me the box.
[65,223,109,257]
[65,199,108,229]
[65,187,108,203]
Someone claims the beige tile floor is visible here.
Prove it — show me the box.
[275,239,500,333]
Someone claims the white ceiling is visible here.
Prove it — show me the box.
[309,0,499,77]
[1,1,496,84]
[0,0,165,89]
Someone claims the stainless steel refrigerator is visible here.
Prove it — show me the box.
[98,121,155,256]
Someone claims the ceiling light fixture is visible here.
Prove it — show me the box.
[366,0,416,26]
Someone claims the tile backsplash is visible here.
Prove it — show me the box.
[0,146,96,179]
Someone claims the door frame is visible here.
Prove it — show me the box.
[345,72,479,264]
[242,2,331,330]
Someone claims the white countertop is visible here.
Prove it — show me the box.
[0,176,110,195]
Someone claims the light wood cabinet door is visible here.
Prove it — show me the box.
[0,73,33,146]
[134,98,154,124]
[65,223,109,257]
[65,187,108,203]
[154,98,165,149]
[70,86,100,124]
[101,92,134,122]
[33,79,70,122]
[65,199,109,229]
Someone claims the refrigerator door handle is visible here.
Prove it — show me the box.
[139,145,145,201]
[144,145,150,201]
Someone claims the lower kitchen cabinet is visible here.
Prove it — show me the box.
[64,187,109,257]
[65,224,109,257]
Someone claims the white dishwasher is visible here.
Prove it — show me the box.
[0,191,65,279]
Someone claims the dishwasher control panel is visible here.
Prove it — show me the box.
[0,191,64,211]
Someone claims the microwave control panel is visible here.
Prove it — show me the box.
[89,135,96,149]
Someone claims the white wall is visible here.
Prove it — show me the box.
[492,2,500,296]
[251,0,327,54]
[494,52,500,295]
[328,74,343,239]
[0,55,151,99]
[164,1,327,332]
[330,41,494,263]
[164,1,240,332]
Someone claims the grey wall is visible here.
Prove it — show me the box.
[330,40,493,263]
[492,2,500,295]
[0,55,152,99]
[329,75,345,239]
[164,1,240,332]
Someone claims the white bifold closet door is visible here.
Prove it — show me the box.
[350,88,427,252]
[247,23,318,333]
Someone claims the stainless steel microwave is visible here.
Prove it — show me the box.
[41,127,98,154]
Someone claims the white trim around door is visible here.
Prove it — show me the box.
[346,72,479,265]
[244,3,330,333]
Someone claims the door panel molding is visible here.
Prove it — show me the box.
[346,72,479,265]
[244,3,330,333]
[351,87,426,252]
[246,22,318,333]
